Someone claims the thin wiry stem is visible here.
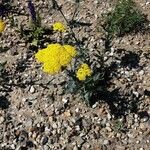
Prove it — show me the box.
[51,0,80,46]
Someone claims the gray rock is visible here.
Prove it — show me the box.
[43,145,50,150]
[103,139,110,145]
[41,136,49,145]
[52,123,57,129]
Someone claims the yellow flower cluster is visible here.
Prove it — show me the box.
[35,44,77,74]
[0,19,6,33]
[52,22,66,32]
[76,63,92,81]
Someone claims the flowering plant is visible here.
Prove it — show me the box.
[52,22,66,32]
[35,39,105,104]
[34,1,105,105]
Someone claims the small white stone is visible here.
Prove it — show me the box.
[136,140,140,144]
[75,125,80,131]
[106,126,112,132]
[92,102,98,108]
[104,56,107,61]
[0,116,4,124]
[30,86,35,93]
[128,133,133,138]
[107,113,112,120]
[28,132,32,137]
[75,108,80,113]
[106,123,111,127]
[109,47,115,56]
[133,91,139,98]
[139,70,144,76]
[52,123,57,129]
[22,98,26,102]
[62,98,68,104]
[11,144,15,149]
[134,114,138,119]
[103,139,110,145]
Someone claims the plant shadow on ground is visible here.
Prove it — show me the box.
[20,27,54,50]
[89,50,142,118]
[0,0,28,17]
[0,47,9,53]
[0,0,12,17]
[69,20,92,28]
[131,15,150,35]
[120,50,140,69]
[0,96,10,109]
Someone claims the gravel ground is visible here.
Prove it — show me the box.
[0,0,150,150]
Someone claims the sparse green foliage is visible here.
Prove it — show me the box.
[113,119,127,132]
[105,0,145,37]
[65,52,105,105]
[66,70,105,105]
[18,13,50,47]
[19,25,43,47]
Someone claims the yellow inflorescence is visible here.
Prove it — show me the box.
[0,19,6,33]
[35,43,77,74]
[76,63,92,81]
[52,22,66,32]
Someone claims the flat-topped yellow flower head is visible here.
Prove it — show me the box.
[63,45,77,57]
[35,43,77,74]
[52,22,66,32]
[76,63,92,81]
[0,19,6,33]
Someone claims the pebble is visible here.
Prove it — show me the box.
[106,126,112,132]
[107,113,112,120]
[76,137,85,147]
[11,144,15,149]
[127,133,133,138]
[141,116,149,123]
[63,111,71,117]
[133,91,139,98]
[139,123,146,130]
[29,86,35,93]
[136,140,140,144]
[103,139,110,145]
[139,70,144,76]
[75,108,80,113]
[41,136,49,145]
[115,145,126,150]
[73,146,79,150]
[92,102,98,108]
[134,114,138,119]
[52,123,57,129]
[0,116,5,124]
[43,145,50,150]
[62,97,68,104]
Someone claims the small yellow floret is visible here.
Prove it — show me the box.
[76,63,92,81]
[52,22,66,32]
[0,19,6,33]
